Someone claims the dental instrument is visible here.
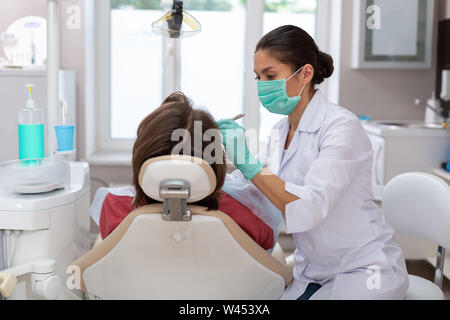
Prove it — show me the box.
[231,113,245,121]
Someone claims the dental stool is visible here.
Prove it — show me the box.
[71,155,292,299]
[383,172,450,300]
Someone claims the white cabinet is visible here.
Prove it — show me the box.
[0,69,77,162]
[364,121,449,268]
[363,121,449,200]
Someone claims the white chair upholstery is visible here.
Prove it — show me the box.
[406,275,445,300]
[72,155,292,299]
[271,242,286,265]
[383,172,450,300]
[139,155,217,203]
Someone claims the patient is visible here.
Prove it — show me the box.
[90,92,276,250]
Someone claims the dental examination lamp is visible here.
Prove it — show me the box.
[152,0,201,38]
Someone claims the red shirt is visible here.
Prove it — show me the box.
[99,192,274,250]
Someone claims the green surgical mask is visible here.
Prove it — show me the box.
[257,66,305,115]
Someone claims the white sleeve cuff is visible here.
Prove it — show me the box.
[284,182,324,234]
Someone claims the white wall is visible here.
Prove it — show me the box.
[337,0,447,121]
[0,0,46,33]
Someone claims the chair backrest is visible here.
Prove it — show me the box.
[382,172,450,250]
[71,155,292,299]
[72,204,292,299]
[139,155,217,203]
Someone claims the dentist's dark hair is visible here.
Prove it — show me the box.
[255,25,334,85]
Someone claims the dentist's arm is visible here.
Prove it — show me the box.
[218,116,370,233]
[256,117,371,234]
[217,119,298,213]
[251,168,299,213]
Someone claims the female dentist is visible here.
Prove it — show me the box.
[218,25,409,300]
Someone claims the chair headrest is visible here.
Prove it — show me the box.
[138,155,217,203]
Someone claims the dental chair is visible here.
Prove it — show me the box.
[383,172,449,300]
[71,155,292,300]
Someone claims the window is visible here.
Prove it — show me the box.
[180,1,245,122]
[110,5,163,139]
[93,0,319,153]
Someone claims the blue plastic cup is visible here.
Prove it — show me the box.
[55,125,75,151]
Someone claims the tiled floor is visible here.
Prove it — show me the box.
[278,233,450,300]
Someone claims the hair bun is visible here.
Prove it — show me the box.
[256,25,334,85]
[316,51,334,84]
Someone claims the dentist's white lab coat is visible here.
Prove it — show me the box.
[261,90,409,300]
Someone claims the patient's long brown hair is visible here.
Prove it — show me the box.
[132,92,226,209]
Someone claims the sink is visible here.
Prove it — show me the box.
[375,122,444,130]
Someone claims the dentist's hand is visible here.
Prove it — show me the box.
[217,118,264,181]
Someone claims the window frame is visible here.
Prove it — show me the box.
[87,0,332,156]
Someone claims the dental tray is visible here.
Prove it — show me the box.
[0,158,67,194]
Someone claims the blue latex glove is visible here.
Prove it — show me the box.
[217,119,264,180]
